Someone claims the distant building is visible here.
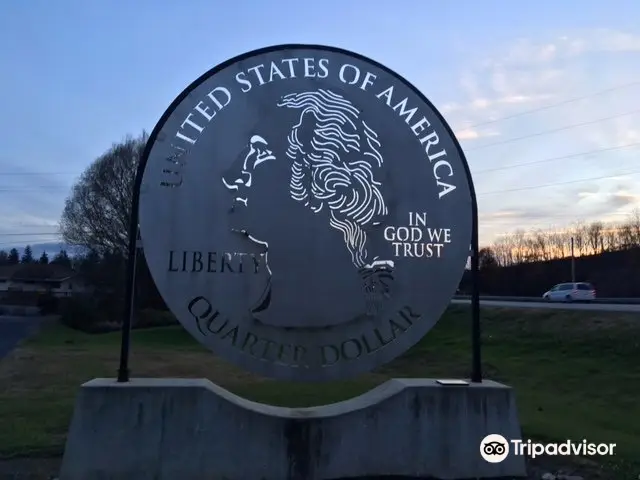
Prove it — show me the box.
[0,264,88,299]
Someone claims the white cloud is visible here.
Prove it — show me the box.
[499,40,559,65]
[470,98,491,109]
[483,29,640,68]
[455,128,500,141]
[440,28,640,244]
[440,102,462,113]
[570,29,640,54]
[0,212,58,229]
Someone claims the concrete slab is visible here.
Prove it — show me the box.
[60,378,526,480]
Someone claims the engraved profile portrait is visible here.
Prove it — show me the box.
[221,89,395,327]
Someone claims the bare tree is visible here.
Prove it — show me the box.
[587,221,604,254]
[617,223,634,249]
[522,237,534,262]
[628,208,640,246]
[532,229,551,261]
[523,232,538,262]
[492,209,640,263]
[548,230,568,258]
[615,209,640,249]
[478,247,499,269]
[570,221,587,256]
[492,235,514,267]
[603,224,620,251]
[512,229,527,264]
[60,133,147,257]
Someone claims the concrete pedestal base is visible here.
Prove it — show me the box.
[60,378,526,480]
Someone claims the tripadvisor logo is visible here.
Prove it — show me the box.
[480,434,617,463]
[138,45,473,382]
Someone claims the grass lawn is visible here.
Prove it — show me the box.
[0,305,638,477]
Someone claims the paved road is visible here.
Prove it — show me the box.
[451,299,640,313]
[0,316,43,359]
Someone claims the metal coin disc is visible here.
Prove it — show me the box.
[138,44,474,382]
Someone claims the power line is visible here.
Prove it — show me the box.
[481,211,638,230]
[473,142,640,174]
[0,151,638,216]
[0,172,78,176]
[0,213,632,235]
[0,236,61,242]
[0,242,63,248]
[478,168,640,196]
[465,108,640,151]
[0,80,637,179]
[467,80,640,128]
[0,172,638,202]
[0,140,638,193]
[0,169,637,203]
[481,217,636,228]
[0,211,637,234]
[0,113,637,184]
[481,211,632,221]
[0,186,70,192]
[0,232,60,236]
[0,224,60,228]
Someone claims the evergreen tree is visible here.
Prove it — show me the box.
[39,251,49,264]
[20,245,34,264]
[7,248,19,264]
[0,250,8,265]
[51,249,72,268]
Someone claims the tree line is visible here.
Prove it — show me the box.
[0,246,72,267]
[480,211,640,268]
[463,212,640,297]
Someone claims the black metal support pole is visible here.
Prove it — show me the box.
[570,236,576,283]
[470,196,482,383]
[117,194,142,383]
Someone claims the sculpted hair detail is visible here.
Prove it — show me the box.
[277,89,389,269]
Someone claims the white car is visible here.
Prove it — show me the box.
[542,282,596,302]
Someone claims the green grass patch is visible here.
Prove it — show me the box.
[1,305,638,476]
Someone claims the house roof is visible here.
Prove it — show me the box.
[0,264,78,282]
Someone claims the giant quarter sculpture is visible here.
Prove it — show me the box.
[138,45,473,381]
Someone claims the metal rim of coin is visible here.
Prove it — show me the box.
[137,44,476,382]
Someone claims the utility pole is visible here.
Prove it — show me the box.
[570,236,576,283]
